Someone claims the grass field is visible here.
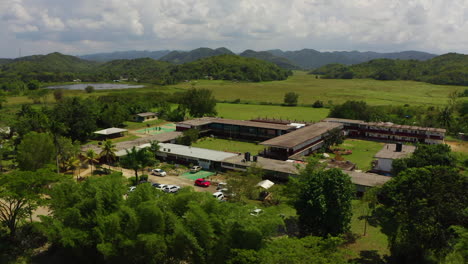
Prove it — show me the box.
[332,139,385,170]
[216,103,329,122]
[193,137,265,154]
[347,200,389,259]
[172,71,465,106]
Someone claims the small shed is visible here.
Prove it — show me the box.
[94,127,128,139]
[133,112,158,122]
[257,180,275,190]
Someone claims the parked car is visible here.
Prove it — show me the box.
[250,208,263,216]
[163,185,180,193]
[216,182,227,190]
[213,191,224,200]
[190,166,202,173]
[154,183,168,190]
[128,186,137,193]
[151,168,167,177]
[194,178,211,187]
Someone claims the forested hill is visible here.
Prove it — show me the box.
[0,52,291,85]
[79,50,171,62]
[170,54,292,82]
[239,50,299,70]
[268,49,437,69]
[311,53,468,86]
[159,47,234,64]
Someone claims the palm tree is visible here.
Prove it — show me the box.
[100,139,117,171]
[63,156,81,179]
[148,140,160,159]
[120,147,155,184]
[83,149,98,176]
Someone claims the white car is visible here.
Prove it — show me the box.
[250,208,263,216]
[151,168,167,177]
[128,186,137,193]
[190,166,202,173]
[213,191,224,200]
[163,185,180,193]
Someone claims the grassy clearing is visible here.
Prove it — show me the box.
[347,200,389,258]
[171,71,464,106]
[216,103,329,122]
[332,139,385,170]
[193,137,265,154]
[123,119,167,130]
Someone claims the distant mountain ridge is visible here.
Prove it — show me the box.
[267,49,437,69]
[80,48,438,70]
[79,50,171,62]
[159,47,234,64]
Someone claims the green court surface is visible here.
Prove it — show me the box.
[135,123,176,135]
[181,170,215,180]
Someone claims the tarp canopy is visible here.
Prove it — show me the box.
[256,179,274,189]
[94,127,127,135]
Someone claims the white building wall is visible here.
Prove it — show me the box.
[375,158,393,172]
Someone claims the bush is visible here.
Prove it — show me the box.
[312,100,324,108]
[85,85,95,93]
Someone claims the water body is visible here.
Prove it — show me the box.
[46,83,145,90]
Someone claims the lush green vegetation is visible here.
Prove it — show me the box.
[312,53,468,86]
[332,139,384,170]
[0,53,290,88]
[172,71,465,106]
[193,138,265,154]
[216,103,329,122]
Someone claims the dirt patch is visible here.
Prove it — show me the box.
[446,140,468,153]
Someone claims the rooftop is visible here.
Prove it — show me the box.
[136,112,157,117]
[222,155,302,174]
[156,143,238,161]
[177,117,295,130]
[366,122,446,133]
[344,171,392,187]
[374,144,416,159]
[94,127,128,135]
[260,122,343,148]
[323,118,366,124]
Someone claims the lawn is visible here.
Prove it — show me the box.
[347,200,389,259]
[171,71,464,106]
[332,139,385,171]
[216,103,329,122]
[123,119,168,130]
[193,137,265,154]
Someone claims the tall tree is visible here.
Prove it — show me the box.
[375,166,467,263]
[0,169,58,239]
[283,92,299,106]
[287,159,354,237]
[179,88,217,117]
[100,139,117,170]
[120,147,155,184]
[83,149,99,176]
[148,140,160,160]
[392,144,456,175]
[16,132,55,171]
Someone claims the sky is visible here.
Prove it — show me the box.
[1,0,468,58]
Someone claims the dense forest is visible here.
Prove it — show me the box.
[0,52,291,87]
[311,53,468,86]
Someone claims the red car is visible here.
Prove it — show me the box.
[194,178,211,187]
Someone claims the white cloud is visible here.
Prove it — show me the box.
[0,0,467,57]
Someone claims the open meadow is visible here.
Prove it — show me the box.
[171,71,465,106]
[216,103,329,122]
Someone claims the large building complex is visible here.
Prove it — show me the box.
[323,118,445,144]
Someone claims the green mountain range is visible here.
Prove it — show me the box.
[311,53,468,86]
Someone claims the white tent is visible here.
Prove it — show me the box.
[256,179,275,190]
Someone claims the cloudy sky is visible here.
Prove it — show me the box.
[1,0,467,58]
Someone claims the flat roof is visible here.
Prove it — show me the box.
[136,112,157,117]
[260,122,343,148]
[374,144,416,159]
[323,118,366,124]
[222,155,302,174]
[366,122,446,133]
[156,143,238,161]
[94,127,128,135]
[344,171,392,187]
[177,117,294,130]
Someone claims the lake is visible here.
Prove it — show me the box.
[46,83,145,90]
